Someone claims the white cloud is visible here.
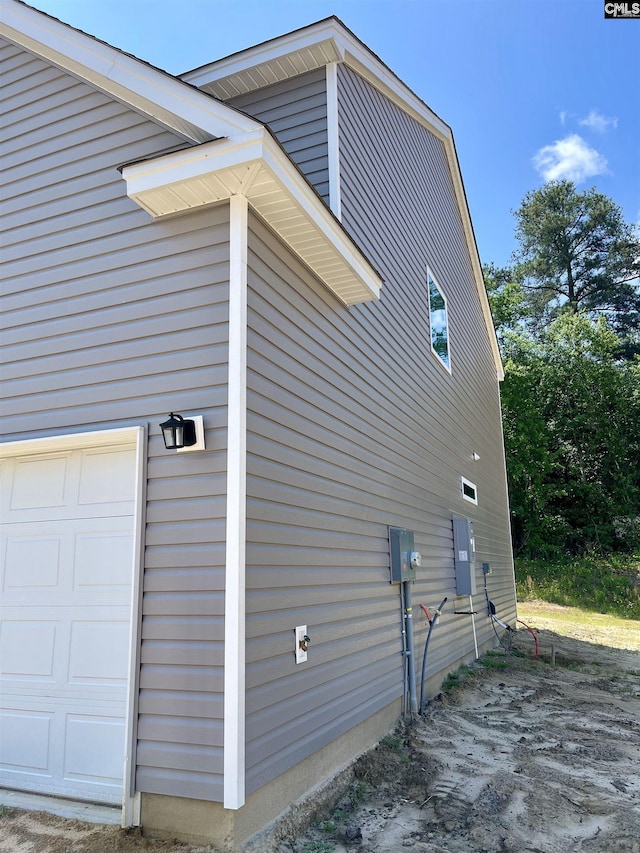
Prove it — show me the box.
[533,134,608,183]
[579,110,618,133]
[559,110,567,126]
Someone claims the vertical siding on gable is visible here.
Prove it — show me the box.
[0,39,229,803]
[225,69,330,204]
[243,66,514,795]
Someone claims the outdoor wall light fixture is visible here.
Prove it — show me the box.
[159,413,205,452]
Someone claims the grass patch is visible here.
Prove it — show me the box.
[515,553,640,619]
[300,842,335,853]
[440,663,475,693]
[380,733,402,751]
[440,652,512,695]
[477,650,510,669]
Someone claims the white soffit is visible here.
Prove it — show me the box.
[184,39,342,100]
[0,0,258,143]
[122,130,381,307]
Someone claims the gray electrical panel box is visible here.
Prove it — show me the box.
[452,517,476,596]
[389,527,416,584]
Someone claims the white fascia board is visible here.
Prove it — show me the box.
[446,141,504,380]
[122,131,266,197]
[0,0,258,141]
[340,47,450,143]
[259,134,381,301]
[182,19,343,86]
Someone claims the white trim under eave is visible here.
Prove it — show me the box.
[223,194,249,810]
[259,133,379,297]
[182,21,342,88]
[122,129,382,306]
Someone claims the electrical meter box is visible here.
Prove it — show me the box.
[389,527,416,583]
[452,517,476,596]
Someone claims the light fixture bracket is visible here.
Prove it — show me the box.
[159,413,205,452]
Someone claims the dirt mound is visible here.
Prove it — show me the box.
[284,630,640,853]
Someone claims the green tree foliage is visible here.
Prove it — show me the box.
[514,180,640,337]
[486,183,640,558]
[501,315,640,556]
[483,263,528,347]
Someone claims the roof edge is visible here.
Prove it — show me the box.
[1,0,259,142]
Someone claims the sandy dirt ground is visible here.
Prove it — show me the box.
[1,605,639,853]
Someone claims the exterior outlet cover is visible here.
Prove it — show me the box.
[295,625,308,664]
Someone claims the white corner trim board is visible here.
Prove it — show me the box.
[223,195,249,810]
[325,62,342,221]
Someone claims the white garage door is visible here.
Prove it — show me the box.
[0,440,137,804]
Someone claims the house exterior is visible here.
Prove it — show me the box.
[0,2,516,849]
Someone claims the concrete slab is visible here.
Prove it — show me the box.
[0,789,121,824]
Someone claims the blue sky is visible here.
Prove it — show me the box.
[25,0,640,268]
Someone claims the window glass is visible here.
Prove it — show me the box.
[428,272,450,370]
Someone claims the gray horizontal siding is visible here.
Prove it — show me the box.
[0,40,230,802]
[243,65,514,795]
[335,66,514,609]
[225,68,329,204]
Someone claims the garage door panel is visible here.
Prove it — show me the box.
[0,439,137,804]
[0,621,57,683]
[8,454,71,511]
[78,448,137,506]
[1,607,130,694]
[4,536,61,591]
[0,703,125,803]
[68,621,130,687]
[74,529,134,590]
[2,448,135,523]
[0,709,53,777]
[2,521,133,606]
[65,714,126,788]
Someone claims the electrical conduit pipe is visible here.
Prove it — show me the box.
[419,597,448,714]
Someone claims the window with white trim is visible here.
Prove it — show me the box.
[461,477,478,505]
[427,270,450,370]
